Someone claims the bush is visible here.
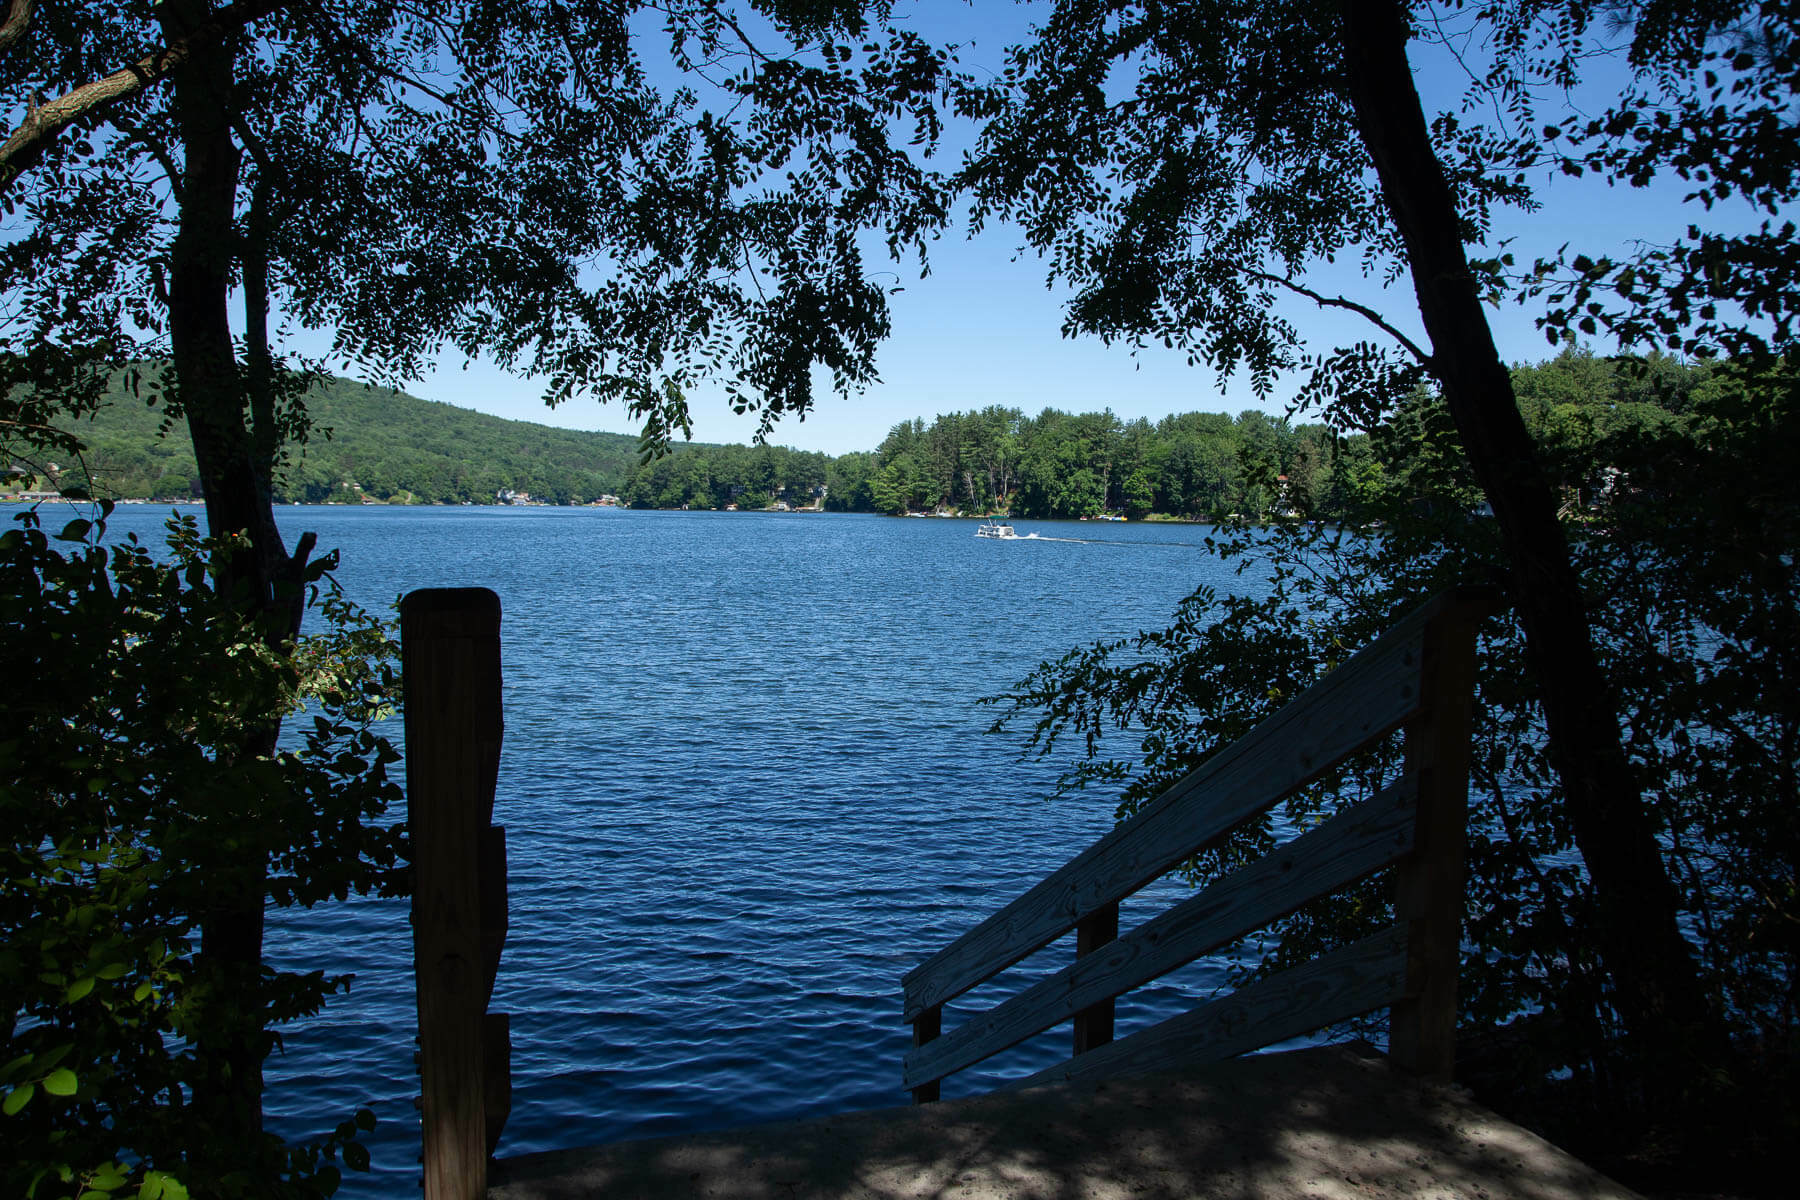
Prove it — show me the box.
[1,506,407,1199]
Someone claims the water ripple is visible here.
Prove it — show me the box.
[103,506,1246,1196]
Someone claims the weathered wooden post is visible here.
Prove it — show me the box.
[1072,901,1118,1055]
[403,588,510,1199]
[1389,588,1491,1081]
[909,1006,942,1104]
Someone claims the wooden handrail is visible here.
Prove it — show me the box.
[902,776,1420,1091]
[403,588,512,1200]
[902,586,1499,1100]
[1003,926,1412,1091]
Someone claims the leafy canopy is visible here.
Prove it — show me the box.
[3,1,954,449]
[956,1,1797,425]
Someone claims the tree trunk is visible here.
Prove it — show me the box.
[159,0,306,1170]
[1334,0,1719,1083]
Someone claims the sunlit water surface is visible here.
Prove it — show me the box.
[96,504,1260,1194]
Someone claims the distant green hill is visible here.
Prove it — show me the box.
[49,374,654,505]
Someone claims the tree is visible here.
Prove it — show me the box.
[4,0,950,1170]
[959,0,1796,1080]
[7,0,950,573]
[1285,426,1336,515]
[990,355,1797,1185]
[1155,413,1239,518]
[1119,466,1155,518]
[824,449,876,510]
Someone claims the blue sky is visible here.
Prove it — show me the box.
[386,3,1774,456]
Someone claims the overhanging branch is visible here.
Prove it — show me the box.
[1242,266,1434,369]
[0,0,294,194]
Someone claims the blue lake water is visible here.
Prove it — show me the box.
[95,504,1257,1194]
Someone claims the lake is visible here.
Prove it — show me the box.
[95,504,1256,1194]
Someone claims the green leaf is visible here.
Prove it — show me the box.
[343,1141,370,1172]
[55,518,93,543]
[65,976,95,1003]
[43,1068,77,1097]
[3,1081,34,1114]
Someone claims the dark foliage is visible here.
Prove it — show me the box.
[0,507,406,1198]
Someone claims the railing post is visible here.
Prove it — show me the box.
[1389,591,1488,1081]
[403,588,507,1199]
[1072,901,1119,1055]
[910,1006,942,1104]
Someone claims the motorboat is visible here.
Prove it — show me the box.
[976,518,1017,539]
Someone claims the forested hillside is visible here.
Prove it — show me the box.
[32,373,649,505]
[14,351,1700,523]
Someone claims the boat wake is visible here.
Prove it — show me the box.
[975,528,1064,542]
[974,524,1204,548]
[1011,533,1209,547]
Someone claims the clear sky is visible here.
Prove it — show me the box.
[369,3,1774,456]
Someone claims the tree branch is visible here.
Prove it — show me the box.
[295,3,521,143]
[0,0,295,194]
[1240,267,1434,368]
[107,111,185,200]
[0,0,32,56]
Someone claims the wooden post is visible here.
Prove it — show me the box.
[483,1012,512,1159]
[478,824,509,1010]
[404,588,505,1200]
[1389,590,1489,1081]
[910,1006,942,1104]
[479,824,511,1153]
[1072,901,1119,1055]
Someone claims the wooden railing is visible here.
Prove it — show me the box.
[401,588,512,1200]
[902,587,1497,1102]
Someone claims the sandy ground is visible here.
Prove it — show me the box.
[489,1044,1640,1200]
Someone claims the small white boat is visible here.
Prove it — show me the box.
[976,518,1017,539]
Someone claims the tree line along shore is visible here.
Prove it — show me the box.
[11,348,1707,524]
